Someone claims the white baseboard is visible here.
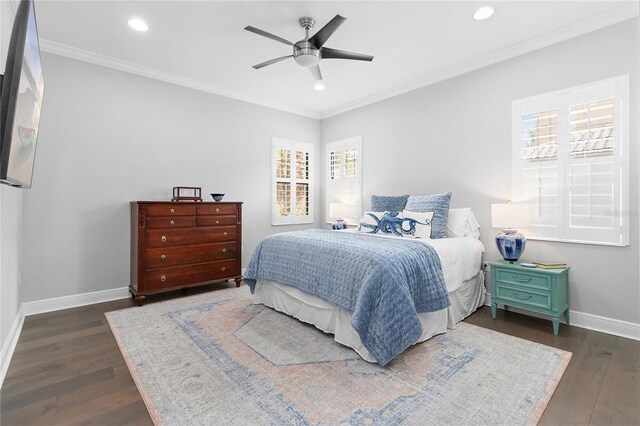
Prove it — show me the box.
[0,306,25,388]
[485,293,640,341]
[21,287,130,316]
[1,286,130,388]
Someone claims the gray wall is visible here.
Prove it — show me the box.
[321,19,639,324]
[19,53,320,303]
[0,1,23,352]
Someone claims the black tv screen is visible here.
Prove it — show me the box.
[0,0,44,188]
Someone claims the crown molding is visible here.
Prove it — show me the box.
[319,2,639,119]
[38,39,321,120]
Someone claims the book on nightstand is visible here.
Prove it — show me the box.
[533,262,567,269]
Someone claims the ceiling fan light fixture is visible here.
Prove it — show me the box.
[294,42,321,68]
[128,18,149,32]
[313,82,325,91]
[473,6,495,21]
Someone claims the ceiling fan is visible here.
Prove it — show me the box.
[245,15,374,81]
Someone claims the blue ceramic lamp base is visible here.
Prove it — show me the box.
[332,219,348,230]
[496,229,526,262]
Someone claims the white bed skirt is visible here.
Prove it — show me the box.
[253,271,485,363]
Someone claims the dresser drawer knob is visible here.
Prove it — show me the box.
[222,248,227,253]
[170,220,175,225]
[216,220,219,224]
[223,232,228,237]
[170,208,175,214]
[221,267,226,272]
[512,291,532,300]
[160,254,166,260]
[161,236,167,242]
[216,208,220,213]
[160,275,166,282]
[513,274,532,283]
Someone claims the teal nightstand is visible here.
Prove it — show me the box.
[490,262,570,335]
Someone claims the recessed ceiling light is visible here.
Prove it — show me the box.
[473,6,494,21]
[313,82,325,91]
[128,18,149,32]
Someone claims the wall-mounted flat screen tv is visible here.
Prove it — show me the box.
[0,0,44,188]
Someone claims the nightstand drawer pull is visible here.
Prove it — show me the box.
[512,291,532,300]
[221,267,226,271]
[170,220,175,225]
[161,236,167,243]
[170,208,175,214]
[160,275,166,282]
[160,254,166,260]
[222,248,227,253]
[513,274,532,283]
[223,232,228,237]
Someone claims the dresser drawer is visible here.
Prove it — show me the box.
[196,215,237,227]
[146,226,237,248]
[145,260,237,291]
[495,283,551,311]
[495,269,551,291]
[146,243,237,268]
[146,216,195,229]
[197,204,237,216]
[146,204,196,217]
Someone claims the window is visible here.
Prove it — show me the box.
[512,76,629,246]
[271,137,313,225]
[325,136,363,224]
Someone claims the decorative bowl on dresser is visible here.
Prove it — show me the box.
[130,201,243,306]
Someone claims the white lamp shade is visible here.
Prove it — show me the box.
[491,203,531,229]
[329,202,351,219]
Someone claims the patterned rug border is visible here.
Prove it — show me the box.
[105,312,164,425]
[106,290,572,425]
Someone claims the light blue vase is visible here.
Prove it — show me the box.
[496,229,526,262]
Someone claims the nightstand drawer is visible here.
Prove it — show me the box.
[495,283,551,311]
[495,269,551,291]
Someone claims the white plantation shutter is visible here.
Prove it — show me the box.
[514,105,560,238]
[512,76,629,245]
[326,136,363,225]
[271,138,313,225]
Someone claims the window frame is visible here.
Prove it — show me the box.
[270,137,313,226]
[325,136,363,225]
[511,75,630,247]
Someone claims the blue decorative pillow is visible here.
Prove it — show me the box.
[357,211,402,234]
[370,194,409,212]
[404,192,452,239]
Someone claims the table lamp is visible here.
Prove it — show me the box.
[491,203,531,263]
[329,202,350,230]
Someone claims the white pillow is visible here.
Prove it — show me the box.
[401,210,435,239]
[446,208,481,238]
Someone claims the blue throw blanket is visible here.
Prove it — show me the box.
[243,229,450,365]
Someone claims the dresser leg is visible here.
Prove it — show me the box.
[552,317,560,335]
[564,310,570,326]
[491,302,497,319]
[234,277,242,288]
[135,295,146,307]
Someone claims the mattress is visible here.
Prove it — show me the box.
[251,235,486,363]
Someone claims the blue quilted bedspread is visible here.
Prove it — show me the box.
[243,229,450,365]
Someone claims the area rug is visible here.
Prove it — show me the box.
[106,287,571,425]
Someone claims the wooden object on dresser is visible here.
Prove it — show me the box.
[130,201,243,306]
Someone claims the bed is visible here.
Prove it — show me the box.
[244,205,485,365]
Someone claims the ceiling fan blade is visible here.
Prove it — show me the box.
[308,15,346,48]
[309,65,322,81]
[245,26,295,47]
[252,55,293,69]
[321,47,374,62]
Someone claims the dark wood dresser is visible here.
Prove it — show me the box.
[130,201,242,306]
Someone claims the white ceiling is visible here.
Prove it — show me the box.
[32,1,638,118]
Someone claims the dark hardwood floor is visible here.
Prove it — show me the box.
[1,283,638,425]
